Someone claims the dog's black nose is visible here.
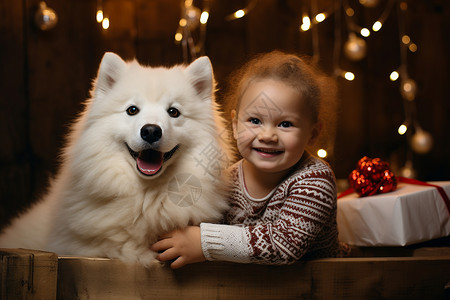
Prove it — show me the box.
[141,124,162,144]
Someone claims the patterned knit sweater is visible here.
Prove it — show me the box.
[200,154,340,264]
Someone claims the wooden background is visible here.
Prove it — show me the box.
[0,0,449,227]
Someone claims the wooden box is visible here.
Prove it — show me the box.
[1,247,450,299]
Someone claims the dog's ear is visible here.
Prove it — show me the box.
[94,52,127,97]
[184,56,214,101]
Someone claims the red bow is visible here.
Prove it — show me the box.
[339,157,450,215]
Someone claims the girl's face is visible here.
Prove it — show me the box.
[232,79,320,174]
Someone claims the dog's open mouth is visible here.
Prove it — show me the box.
[126,144,179,176]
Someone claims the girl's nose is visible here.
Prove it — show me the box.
[257,126,278,143]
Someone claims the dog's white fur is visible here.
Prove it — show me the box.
[0,53,231,266]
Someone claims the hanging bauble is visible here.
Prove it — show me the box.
[359,0,380,8]
[185,5,201,30]
[344,33,367,61]
[34,1,58,31]
[400,78,417,101]
[410,128,433,154]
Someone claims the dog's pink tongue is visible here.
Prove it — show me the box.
[137,151,163,176]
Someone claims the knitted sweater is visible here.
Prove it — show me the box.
[200,154,340,264]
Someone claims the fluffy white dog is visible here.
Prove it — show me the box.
[0,53,231,266]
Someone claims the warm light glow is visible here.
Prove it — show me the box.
[179,18,187,27]
[403,82,413,92]
[344,71,355,81]
[400,1,408,10]
[390,71,399,81]
[200,11,209,24]
[102,17,109,29]
[315,13,326,23]
[372,21,382,32]
[317,149,328,158]
[346,8,354,16]
[175,32,183,42]
[234,9,246,19]
[402,35,411,44]
[360,28,370,37]
[96,10,103,23]
[398,124,408,135]
[300,16,311,31]
[409,43,417,52]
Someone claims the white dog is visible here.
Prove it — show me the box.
[0,53,231,266]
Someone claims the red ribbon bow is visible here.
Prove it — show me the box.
[348,156,397,197]
[339,156,450,215]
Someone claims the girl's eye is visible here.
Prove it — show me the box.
[279,121,293,128]
[248,118,261,125]
[167,107,181,118]
[126,106,139,116]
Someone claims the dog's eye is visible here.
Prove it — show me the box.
[126,106,139,116]
[167,107,180,118]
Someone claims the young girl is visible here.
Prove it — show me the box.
[152,51,340,269]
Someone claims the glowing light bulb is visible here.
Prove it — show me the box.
[360,28,370,37]
[390,71,399,81]
[300,16,311,31]
[102,17,109,30]
[234,9,246,19]
[409,43,417,52]
[317,149,328,158]
[96,10,103,23]
[200,11,209,24]
[398,124,408,135]
[315,13,326,23]
[175,32,183,42]
[344,72,355,81]
[402,35,411,44]
[372,21,382,32]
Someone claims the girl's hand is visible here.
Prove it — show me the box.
[151,226,206,269]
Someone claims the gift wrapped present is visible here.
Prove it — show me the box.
[337,157,450,246]
[337,181,450,246]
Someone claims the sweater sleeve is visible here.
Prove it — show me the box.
[200,223,252,263]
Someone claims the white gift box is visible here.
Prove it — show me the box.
[337,181,450,246]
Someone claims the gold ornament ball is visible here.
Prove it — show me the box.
[344,34,367,61]
[400,79,417,101]
[35,1,58,31]
[411,129,433,154]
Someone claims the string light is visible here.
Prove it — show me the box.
[96,10,103,23]
[226,0,257,21]
[200,11,209,24]
[102,17,109,30]
[234,9,247,19]
[372,21,382,31]
[344,71,355,81]
[300,15,311,31]
[315,13,326,23]
[398,123,408,135]
[360,28,370,37]
[390,70,399,81]
[317,149,328,158]
[174,31,183,42]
